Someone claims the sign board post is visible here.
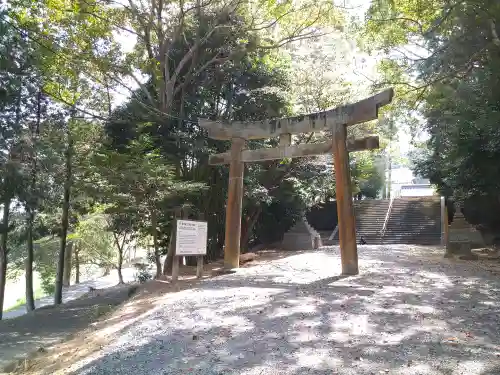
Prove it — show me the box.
[172,219,208,283]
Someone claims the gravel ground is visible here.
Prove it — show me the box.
[68,245,500,375]
[0,284,137,372]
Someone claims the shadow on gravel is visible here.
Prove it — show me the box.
[0,285,137,372]
[69,246,500,375]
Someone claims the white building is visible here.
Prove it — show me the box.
[388,167,436,197]
[399,184,435,197]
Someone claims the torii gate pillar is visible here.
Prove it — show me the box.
[333,124,358,275]
[224,138,245,269]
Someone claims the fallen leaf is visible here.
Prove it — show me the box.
[444,337,459,346]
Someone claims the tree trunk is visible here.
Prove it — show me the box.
[25,209,36,312]
[151,209,162,278]
[112,232,127,284]
[163,208,185,276]
[25,90,42,313]
[117,248,124,284]
[63,242,73,286]
[163,223,176,276]
[74,243,80,284]
[163,208,187,275]
[54,127,73,305]
[0,197,11,320]
[240,206,262,251]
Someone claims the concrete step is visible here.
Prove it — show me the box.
[382,197,441,245]
[317,197,442,246]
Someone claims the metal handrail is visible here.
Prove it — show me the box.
[328,224,339,241]
[380,196,395,239]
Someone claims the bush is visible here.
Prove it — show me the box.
[39,267,56,295]
[34,237,59,294]
[147,252,156,264]
[133,262,153,283]
[462,194,500,245]
[134,269,153,283]
[252,200,302,246]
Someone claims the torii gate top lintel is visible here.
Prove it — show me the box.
[199,88,394,140]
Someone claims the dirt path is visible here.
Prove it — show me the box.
[6,246,500,375]
[0,250,288,374]
[0,284,137,373]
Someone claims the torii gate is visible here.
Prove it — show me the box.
[200,88,394,275]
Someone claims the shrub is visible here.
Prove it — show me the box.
[134,269,153,283]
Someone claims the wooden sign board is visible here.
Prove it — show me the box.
[172,219,208,283]
[175,220,208,256]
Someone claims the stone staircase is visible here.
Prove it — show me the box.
[382,197,441,245]
[317,197,442,246]
[321,199,390,245]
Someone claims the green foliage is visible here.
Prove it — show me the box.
[27,210,117,293]
[34,237,60,294]
[462,196,500,237]
[71,211,115,270]
[134,267,153,284]
[0,0,372,300]
[289,34,352,113]
[351,152,385,199]
[253,200,302,246]
[101,11,316,256]
[4,287,44,312]
[363,0,500,232]
[8,0,122,114]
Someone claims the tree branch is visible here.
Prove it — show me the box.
[171,26,223,83]
[423,2,462,36]
[489,18,500,48]
[369,17,425,34]
[173,54,231,96]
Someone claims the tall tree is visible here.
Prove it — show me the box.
[93,135,203,278]
[113,0,341,118]
[0,13,40,317]
[53,112,74,304]
[8,0,123,303]
[22,91,43,312]
[364,0,500,236]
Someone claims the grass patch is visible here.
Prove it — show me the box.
[3,287,46,312]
